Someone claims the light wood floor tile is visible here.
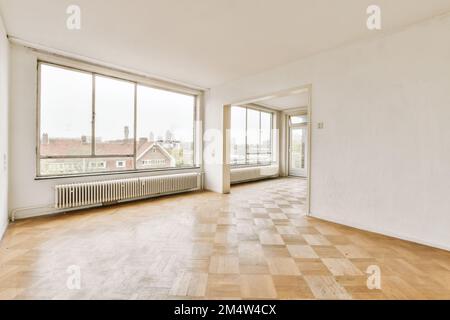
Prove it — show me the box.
[312,246,345,258]
[269,213,289,220]
[296,260,333,276]
[259,231,285,245]
[381,276,427,299]
[262,246,291,258]
[169,272,208,297]
[195,224,217,233]
[304,276,351,299]
[254,218,274,228]
[240,275,277,299]
[272,275,314,299]
[206,274,241,299]
[321,258,364,276]
[266,257,301,275]
[214,232,237,245]
[287,245,319,259]
[303,234,332,246]
[209,255,239,274]
[315,225,342,236]
[336,245,372,259]
[325,235,353,245]
[297,226,319,234]
[0,288,24,299]
[276,226,299,235]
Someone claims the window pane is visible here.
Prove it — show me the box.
[231,106,246,165]
[230,106,274,167]
[290,115,307,124]
[40,157,134,176]
[290,128,306,170]
[246,109,260,165]
[40,64,92,156]
[136,85,195,170]
[259,111,272,164]
[95,75,135,156]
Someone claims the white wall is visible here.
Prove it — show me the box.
[205,14,450,250]
[8,44,202,220]
[203,90,226,193]
[0,15,9,239]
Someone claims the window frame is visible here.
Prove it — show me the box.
[230,105,274,168]
[36,61,200,178]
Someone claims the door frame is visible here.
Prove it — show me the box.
[224,84,312,215]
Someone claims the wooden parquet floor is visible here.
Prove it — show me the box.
[0,177,449,299]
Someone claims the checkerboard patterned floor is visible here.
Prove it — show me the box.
[1,177,449,299]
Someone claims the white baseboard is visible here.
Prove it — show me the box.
[310,212,450,252]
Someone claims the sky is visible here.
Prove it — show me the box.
[231,105,272,145]
[40,64,195,143]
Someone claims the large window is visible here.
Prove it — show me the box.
[38,62,197,177]
[230,105,273,166]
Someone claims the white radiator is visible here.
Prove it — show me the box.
[55,173,201,209]
[230,165,279,184]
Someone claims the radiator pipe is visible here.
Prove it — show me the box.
[10,204,54,222]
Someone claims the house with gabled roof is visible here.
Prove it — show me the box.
[40,134,176,175]
[136,141,176,169]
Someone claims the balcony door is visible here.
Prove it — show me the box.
[289,116,308,177]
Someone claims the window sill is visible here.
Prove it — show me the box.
[230,163,277,169]
[35,166,201,181]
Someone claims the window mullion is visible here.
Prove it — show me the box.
[193,96,197,167]
[91,74,96,156]
[258,111,261,165]
[271,113,273,164]
[245,107,248,165]
[133,83,138,170]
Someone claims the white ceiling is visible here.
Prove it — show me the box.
[1,0,450,88]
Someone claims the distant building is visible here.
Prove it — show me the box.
[40,131,176,175]
[136,141,176,169]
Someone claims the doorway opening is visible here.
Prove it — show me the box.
[288,114,308,177]
[223,85,312,214]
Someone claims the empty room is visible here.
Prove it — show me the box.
[0,0,449,309]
